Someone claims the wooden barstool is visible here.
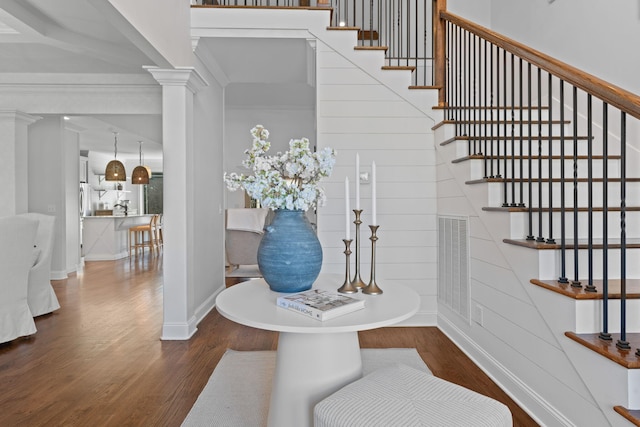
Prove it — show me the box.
[154,213,163,248]
[128,215,158,256]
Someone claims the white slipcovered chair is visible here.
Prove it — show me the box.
[0,215,38,343]
[18,213,60,317]
[225,208,269,278]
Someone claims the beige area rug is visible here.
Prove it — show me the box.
[181,348,432,427]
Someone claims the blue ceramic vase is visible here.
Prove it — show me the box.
[257,209,322,293]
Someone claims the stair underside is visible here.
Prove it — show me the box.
[565,332,640,369]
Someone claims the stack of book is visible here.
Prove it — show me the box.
[276,289,365,321]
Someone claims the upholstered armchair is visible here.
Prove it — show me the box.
[225,208,269,278]
[0,216,38,343]
[19,213,60,317]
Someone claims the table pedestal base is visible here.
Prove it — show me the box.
[267,331,362,427]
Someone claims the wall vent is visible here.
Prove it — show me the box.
[438,215,471,323]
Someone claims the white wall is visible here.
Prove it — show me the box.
[315,40,438,324]
[192,60,226,320]
[64,129,81,273]
[224,107,316,208]
[450,0,640,96]
[28,117,69,280]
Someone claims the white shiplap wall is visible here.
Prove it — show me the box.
[315,40,437,325]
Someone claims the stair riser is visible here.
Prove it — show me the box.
[575,299,640,334]
[487,181,640,208]
[510,211,640,240]
[453,138,621,158]
[469,158,620,180]
[537,248,640,281]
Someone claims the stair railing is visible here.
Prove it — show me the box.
[439,10,640,352]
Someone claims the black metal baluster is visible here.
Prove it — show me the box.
[483,39,488,178]
[502,49,508,204]
[536,68,544,242]
[495,46,501,181]
[527,63,534,240]
[472,33,478,156]
[585,95,596,293]
[518,58,525,207]
[558,80,569,284]
[618,112,630,350]
[509,53,516,207]
[571,87,581,287]
[600,103,611,340]
[547,72,555,244]
[489,43,495,178]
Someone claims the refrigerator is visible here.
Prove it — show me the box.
[80,183,92,217]
[79,183,92,258]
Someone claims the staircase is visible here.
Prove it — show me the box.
[432,12,640,426]
[194,3,640,426]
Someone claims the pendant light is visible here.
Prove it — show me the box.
[131,140,151,185]
[105,132,126,181]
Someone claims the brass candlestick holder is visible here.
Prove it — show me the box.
[351,209,367,289]
[362,225,383,295]
[337,239,358,294]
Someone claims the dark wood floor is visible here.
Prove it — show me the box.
[0,253,539,426]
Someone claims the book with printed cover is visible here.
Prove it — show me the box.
[276,289,365,321]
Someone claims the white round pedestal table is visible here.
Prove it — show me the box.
[215,274,419,427]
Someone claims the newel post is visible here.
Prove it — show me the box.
[434,0,447,107]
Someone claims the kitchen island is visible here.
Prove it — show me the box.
[82,215,154,261]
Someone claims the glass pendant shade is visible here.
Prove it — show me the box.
[131,140,151,185]
[105,132,126,181]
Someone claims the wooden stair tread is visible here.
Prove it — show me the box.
[441,135,591,146]
[484,206,640,213]
[503,238,640,250]
[436,119,570,125]
[327,26,360,31]
[444,105,549,110]
[530,278,640,300]
[381,65,416,71]
[409,85,440,90]
[614,406,640,426]
[354,46,387,51]
[453,154,618,163]
[565,332,640,369]
[467,177,640,184]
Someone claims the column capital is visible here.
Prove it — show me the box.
[144,66,209,93]
[0,110,41,125]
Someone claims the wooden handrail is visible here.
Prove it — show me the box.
[439,11,640,120]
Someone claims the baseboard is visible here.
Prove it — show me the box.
[437,314,575,427]
[194,284,225,325]
[161,316,199,340]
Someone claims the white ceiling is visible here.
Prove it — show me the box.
[0,1,315,159]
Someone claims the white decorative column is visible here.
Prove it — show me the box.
[146,67,208,340]
[0,110,39,217]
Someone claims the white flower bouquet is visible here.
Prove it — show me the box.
[224,125,336,211]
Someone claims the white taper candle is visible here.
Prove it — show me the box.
[371,161,377,225]
[345,176,350,240]
[355,153,360,210]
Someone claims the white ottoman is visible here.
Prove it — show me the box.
[314,364,513,427]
